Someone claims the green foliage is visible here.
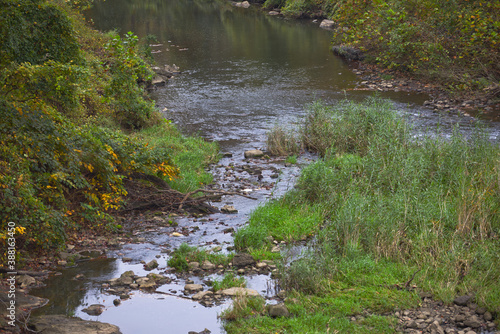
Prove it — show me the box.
[266,124,300,157]
[330,0,499,89]
[167,243,232,271]
[0,0,81,67]
[132,123,219,193]
[220,295,266,323]
[103,31,156,129]
[212,272,246,291]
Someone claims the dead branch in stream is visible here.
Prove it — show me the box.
[176,188,257,210]
[118,177,256,215]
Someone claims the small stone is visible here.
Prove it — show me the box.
[483,311,492,321]
[268,303,290,318]
[144,259,159,271]
[113,299,121,306]
[454,296,471,306]
[201,260,216,270]
[122,257,132,262]
[221,205,238,213]
[232,253,255,267]
[82,304,104,316]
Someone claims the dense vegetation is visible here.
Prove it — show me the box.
[261,0,499,97]
[230,97,500,332]
[0,0,217,260]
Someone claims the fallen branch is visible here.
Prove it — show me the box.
[177,188,257,210]
[405,268,421,290]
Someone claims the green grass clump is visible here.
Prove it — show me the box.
[266,124,300,157]
[132,123,218,193]
[212,272,246,292]
[227,97,500,332]
[167,243,232,271]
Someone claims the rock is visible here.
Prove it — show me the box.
[113,299,121,306]
[221,287,259,297]
[483,311,492,321]
[222,152,233,158]
[233,1,250,8]
[453,295,471,306]
[463,316,481,328]
[136,277,156,289]
[17,275,36,288]
[201,260,216,270]
[331,45,364,61]
[244,149,264,159]
[192,291,213,300]
[188,329,211,334]
[269,11,280,15]
[221,205,238,213]
[144,259,158,271]
[319,19,336,30]
[151,76,167,87]
[122,257,132,263]
[256,262,268,269]
[268,303,290,318]
[29,315,121,334]
[189,262,200,270]
[82,304,105,316]
[184,284,203,294]
[171,232,184,237]
[232,253,255,267]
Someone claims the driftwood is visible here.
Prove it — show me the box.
[119,175,256,215]
[176,188,257,210]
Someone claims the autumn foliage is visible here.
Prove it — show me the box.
[0,0,179,255]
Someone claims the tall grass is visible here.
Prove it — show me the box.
[235,97,500,315]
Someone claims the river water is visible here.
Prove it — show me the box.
[30,0,499,333]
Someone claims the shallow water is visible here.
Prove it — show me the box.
[30,0,499,333]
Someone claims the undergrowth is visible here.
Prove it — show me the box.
[0,0,218,258]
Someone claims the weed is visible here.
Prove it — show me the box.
[212,272,246,291]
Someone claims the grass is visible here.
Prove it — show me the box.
[212,272,247,292]
[132,122,219,193]
[266,123,300,157]
[167,243,232,271]
[226,97,500,332]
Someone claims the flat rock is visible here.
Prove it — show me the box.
[244,149,264,159]
[184,284,203,294]
[232,253,255,267]
[201,260,216,270]
[192,291,213,300]
[82,304,105,316]
[319,19,336,30]
[29,315,121,334]
[221,287,259,297]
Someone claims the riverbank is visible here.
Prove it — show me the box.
[225,97,500,333]
[0,1,220,330]
[248,0,500,121]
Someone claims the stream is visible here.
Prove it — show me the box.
[29,0,500,333]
